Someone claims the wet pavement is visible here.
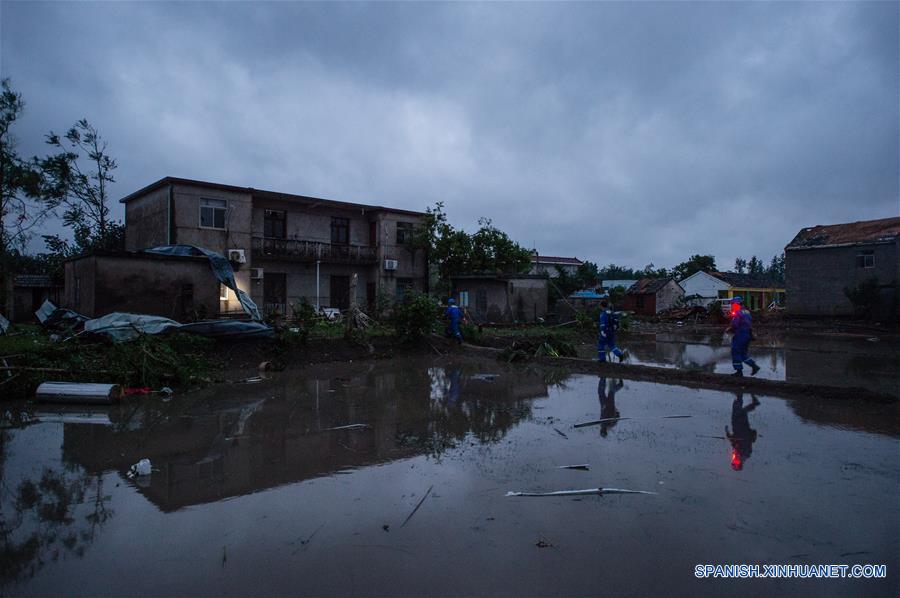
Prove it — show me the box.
[1,356,897,596]
[577,331,900,397]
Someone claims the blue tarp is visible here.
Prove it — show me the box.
[143,245,262,321]
[82,312,273,341]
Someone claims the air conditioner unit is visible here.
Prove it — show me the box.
[384,259,398,271]
[227,249,247,264]
[250,268,264,280]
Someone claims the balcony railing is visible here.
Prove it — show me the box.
[251,236,377,264]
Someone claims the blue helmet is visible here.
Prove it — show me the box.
[448,298,456,305]
[731,296,743,305]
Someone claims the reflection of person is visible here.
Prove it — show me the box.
[598,300,628,363]
[726,296,760,377]
[446,368,461,406]
[445,298,462,343]
[726,392,760,470]
[597,377,624,437]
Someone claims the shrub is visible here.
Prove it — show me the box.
[392,291,441,342]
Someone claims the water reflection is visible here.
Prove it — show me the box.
[726,392,760,471]
[597,377,624,437]
[57,361,549,513]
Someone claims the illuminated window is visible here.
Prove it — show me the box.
[459,291,469,307]
[200,198,227,229]
[219,284,230,301]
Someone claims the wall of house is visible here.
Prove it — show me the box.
[248,260,376,313]
[785,241,899,317]
[622,293,656,316]
[680,272,729,306]
[376,212,427,300]
[655,280,685,313]
[250,201,372,246]
[453,279,508,322]
[507,278,549,322]
[64,254,219,319]
[9,286,62,322]
[124,186,170,251]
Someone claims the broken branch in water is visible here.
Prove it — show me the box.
[574,415,692,428]
[324,423,370,431]
[401,485,434,527]
[505,487,657,497]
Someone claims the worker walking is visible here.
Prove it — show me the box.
[445,298,463,343]
[726,296,760,377]
[597,299,628,363]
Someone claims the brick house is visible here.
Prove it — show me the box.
[621,278,684,315]
[785,217,900,318]
[66,177,428,319]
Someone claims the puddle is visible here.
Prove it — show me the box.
[576,331,900,396]
[2,356,897,596]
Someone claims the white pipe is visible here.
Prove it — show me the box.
[316,251,321,312]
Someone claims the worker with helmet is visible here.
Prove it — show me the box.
[598,299,629,363]
[445,298,463,343]
[726,296,760,377]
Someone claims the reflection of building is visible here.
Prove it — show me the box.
[785,217,899,318]
[62,362,549,512]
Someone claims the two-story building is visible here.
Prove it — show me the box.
[65,177,427,319]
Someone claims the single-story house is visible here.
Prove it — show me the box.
[529,253,583,278]
[785,217,899,318]
[64,250,221,319]
[600,279,638,292]
[621,278,684,315]
[4,274,63,323]
[452,274,549,323]
[678,271,730,307]
[708,272,785,312]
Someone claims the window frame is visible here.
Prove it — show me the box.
[199,197,228,230]
[263,209,287,239]
[396,221,415,245]
[331,217,350,245]
[459,290,469,307]
[856,251,875,269]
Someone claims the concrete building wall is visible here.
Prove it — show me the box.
[679,271,729,306]
[453,277,547,323]
[124,186,170,251]
[786,241,899,317]
[656,280,685,313]
[508,278,549,322]
[64,254,219,319]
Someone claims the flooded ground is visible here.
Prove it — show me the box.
[2,356,897,596]
[576,331,900,397]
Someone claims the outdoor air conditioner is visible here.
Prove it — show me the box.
[384,259,398,271]
[250,268,264,280]
[227,249,247,264]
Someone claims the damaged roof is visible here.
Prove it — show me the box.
[786,217,900,250]
[626,278,673,294]
[710,272,782,289]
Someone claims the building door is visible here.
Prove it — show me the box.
[330,275,350,310]
[263,272,287,315]
[366,282,376,312]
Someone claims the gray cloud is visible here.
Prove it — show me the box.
[3,1,897,270]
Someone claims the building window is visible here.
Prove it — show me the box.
[264,209,286,239]
[459,291,469,307]
[396,278,414,301]
[636,295,645,308]
[856,251,875,269]
[219,284,230,301]
[396,222,415,245]
[200,198,227,229]
[718,290,730,299]
[331,217,349,245]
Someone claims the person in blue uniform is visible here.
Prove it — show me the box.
[726,296,760,377]
[445,298,462,343]
[597,299,628,362]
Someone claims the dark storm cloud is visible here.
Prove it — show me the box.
[2,1,897,269]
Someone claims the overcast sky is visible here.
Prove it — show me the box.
[3,1,898,270]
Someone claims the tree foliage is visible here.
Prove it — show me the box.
[41,119,123,255]
[672,254,716,281]
[413,202,531,283]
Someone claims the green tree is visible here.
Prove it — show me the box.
[766,253,785,283]
[576,260,600,288]
[734,257,747,274]
[598,263,638,280]
[672,254,716,281]
[747,255,764,275]
[41,118,124,255]
[637,262,669,279]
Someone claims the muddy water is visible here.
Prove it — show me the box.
[576,331,900,396]
[2,356,897,596]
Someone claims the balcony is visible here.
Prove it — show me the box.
[251,236,377,264]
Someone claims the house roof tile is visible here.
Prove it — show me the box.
[786,217,900,250]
